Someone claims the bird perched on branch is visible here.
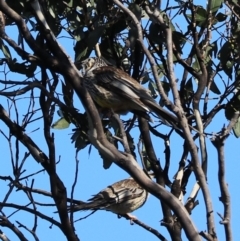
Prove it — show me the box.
[68,177,148,220]
[80,57,178,126]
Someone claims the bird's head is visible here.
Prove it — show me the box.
[80,57,108,75]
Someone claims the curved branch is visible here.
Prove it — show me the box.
[0,205,61,228]
[0,105,79,241]
[0,216,28,241]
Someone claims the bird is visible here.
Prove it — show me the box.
[68,177,148,220]
[80,57,178,126]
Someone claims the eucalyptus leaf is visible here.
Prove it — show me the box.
[73,130,90,151]
[233,118,240,138]
[0,41,11,59]
[210,80,221,95]
[52,118,70,129]
[209,0,223,14]
[129,3,142,20]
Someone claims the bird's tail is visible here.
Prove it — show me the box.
[145,99,179,127]
[67,200,107,212]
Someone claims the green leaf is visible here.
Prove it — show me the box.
[209,0,223,14]
[233,118,240,138]
[141,9,149,19]
[149,23,163,45]
[225,93,240,120]
[148,81,158,99]
[185,77,193,91]
[128,27,138,48]
[72,130,90,151]
[96,0,108,14]
[159,79,170,106]
[75,26,105,61]
[210,80,221,94]
[140,71,151,84]
[129,3,142,20]
[106,17,127,35]
[63,0,74,8]
[192,56,200,73]
[49,6,56,18]
[161,79,171,93]
[100,38,120,61]
[215,12,227,22]
[157,65,165,77]
[187,7,207,27]
[0,39,11,59]
[75,47,89,61]
[172,31,186,55]
[108,118,119,135]
[52,118,70,129]
[210,40,218,58]
[88,26,105,48]
[195,7,207,22]
[218,42,230,63]
[218,42,233,78]
[183,77,194,101]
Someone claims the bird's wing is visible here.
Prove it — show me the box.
[92,66,152,112]
[93,66,152,98]
[89,179,145,206]
[113,72,179,125]
[93,66,178,124]
[68,179,147,213]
